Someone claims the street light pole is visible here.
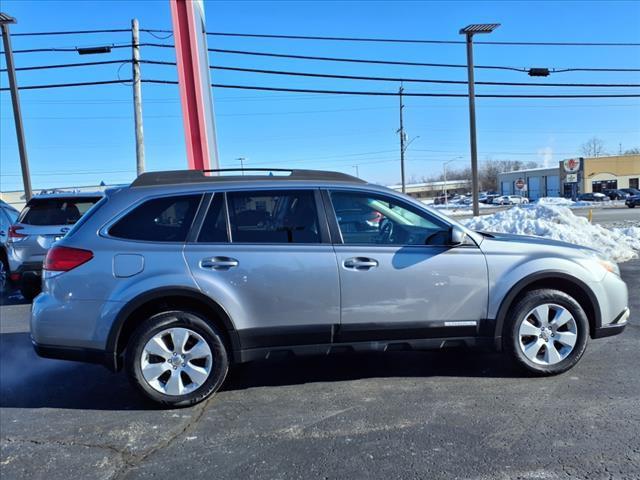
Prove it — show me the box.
[460,23,500,217]
[1,12,32,201]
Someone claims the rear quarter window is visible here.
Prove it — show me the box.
[18,197,102,226]
[109,195,202,242]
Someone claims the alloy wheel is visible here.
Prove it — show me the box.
[518,303,578,366]
[140,327,213,396]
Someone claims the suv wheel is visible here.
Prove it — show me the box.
[125,311,229,407]
[504,289,589,375]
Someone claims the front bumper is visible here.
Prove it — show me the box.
[593,308,630,339]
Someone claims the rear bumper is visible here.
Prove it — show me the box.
[10,261,42,288]
[31,336,117,371]
[593,308,630,339]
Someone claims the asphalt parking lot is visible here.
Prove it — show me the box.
[1,259,638,480]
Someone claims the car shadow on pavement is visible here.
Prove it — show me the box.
[0,332,153,411]
[1,331,523,410]
[222,347,523,392]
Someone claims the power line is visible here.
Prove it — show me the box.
[2,77,640,97]
[8,27,639,47]
[203,31,640,47]
[1,43,133,54]
[142,79,640,98]
[5,57,638,89]
[0,59,131,73]
[11,28,130,37]
[208,48,640,73]
[0,79,132,92]
[208,65,640,88]
[208,48,526,72]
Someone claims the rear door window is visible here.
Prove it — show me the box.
[227,190,320,243]
[19,197,102,226]
[109,195,202,242]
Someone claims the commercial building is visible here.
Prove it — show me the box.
[388,179,471,199]
[497,166,560,200]
[497,154,640,200]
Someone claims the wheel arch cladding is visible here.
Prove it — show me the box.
[107,287,240,370]
[494,272,600,349]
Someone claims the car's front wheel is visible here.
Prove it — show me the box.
[504,289,589,375]
[125,310,229,407]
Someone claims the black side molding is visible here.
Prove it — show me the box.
[32,338,114,370]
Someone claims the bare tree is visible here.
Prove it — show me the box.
[624,147,640,155]
[580,137,607,158]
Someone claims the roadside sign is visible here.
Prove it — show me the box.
[566,173,578,183]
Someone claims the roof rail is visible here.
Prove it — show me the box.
[130,168,365,188]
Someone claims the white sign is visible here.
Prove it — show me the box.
[566,173,578,183]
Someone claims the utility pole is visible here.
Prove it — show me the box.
[1,13,32,201]
[353,165,360,177]
[237,157,246,174]
[398,84,406,193]
[132,18,145,176]
[460,24,500,217]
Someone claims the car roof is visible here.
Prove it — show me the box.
[130,169,366,189]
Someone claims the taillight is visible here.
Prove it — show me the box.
[8,225,27,239]
[44,246,93,272]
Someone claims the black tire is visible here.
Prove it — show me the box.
[0,252,8,294]
[504,289,589,376]
[125,310,229,407]
[628,204,636,208]
[20,285,40,302]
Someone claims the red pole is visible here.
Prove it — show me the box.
[170,0,218,171]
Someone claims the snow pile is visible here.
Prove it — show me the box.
[461,204,640,263]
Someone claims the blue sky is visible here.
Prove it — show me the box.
[1,0,639,191]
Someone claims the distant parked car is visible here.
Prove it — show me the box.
[433,193,456,205]
[625,195,640,208]
[6,192,103,300]
[496,195,529,206]
[0,200,20,293]
[484,194,503,204]
[619,188,640,197]
[577,193,607,202]
[602,189,628,200]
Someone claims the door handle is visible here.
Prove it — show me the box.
[200,256,239,270]
[343,257,378,270]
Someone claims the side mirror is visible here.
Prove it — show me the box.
[449,225,467,246]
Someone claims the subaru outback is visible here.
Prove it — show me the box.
[31,169,630,407]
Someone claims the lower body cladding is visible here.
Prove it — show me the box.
[234,320,494,363]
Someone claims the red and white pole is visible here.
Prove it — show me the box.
[170,0,219,171]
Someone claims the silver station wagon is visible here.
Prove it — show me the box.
[31,169,629,407]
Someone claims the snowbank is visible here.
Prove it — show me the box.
[461,205,640,263]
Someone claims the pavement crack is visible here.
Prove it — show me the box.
[110,396,214,480]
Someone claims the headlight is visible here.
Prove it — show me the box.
[580,249,620,276]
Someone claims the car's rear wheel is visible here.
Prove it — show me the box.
[125,310,229,407]
[504,289,589,375]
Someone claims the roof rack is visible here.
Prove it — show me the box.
[130,168,365,188]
